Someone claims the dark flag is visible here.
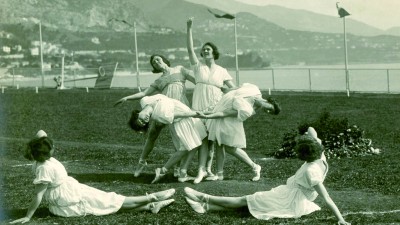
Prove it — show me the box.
[336,2,350,18]
[207,9,235,20]
[94,66,114,88]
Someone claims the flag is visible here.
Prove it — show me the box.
[94,65,114,88]
[207,9,235,20]
[336,2,350,18]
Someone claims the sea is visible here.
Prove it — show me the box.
[1,63,400,93]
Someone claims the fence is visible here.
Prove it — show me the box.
[1,67,400,93]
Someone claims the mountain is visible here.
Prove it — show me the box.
[185,0,388,37]
[1,0,399,67]
[385,26,400,36]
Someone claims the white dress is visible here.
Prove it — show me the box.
[246,154,329,220]
[140,94,207,151]
[206,83,263,148]
[191,62,232,112]
[33,157,125,217]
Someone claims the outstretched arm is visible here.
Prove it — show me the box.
[174,110,200,119]
[10,183,48,224]
[314,183,351,225]
[114,87,157,106]
[199,109,238,119]
[187,17,199,66]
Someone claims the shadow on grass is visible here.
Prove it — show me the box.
[70,172,184,184]
[1,207,52,221]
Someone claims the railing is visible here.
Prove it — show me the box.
[1,67,400,93]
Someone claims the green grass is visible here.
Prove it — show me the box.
[1,88,399,225]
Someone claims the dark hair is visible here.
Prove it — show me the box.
[200,42,220,60]
[149,54,171,73]
[128,109,150,133]
[294,136,323,162]
[25,137,54,162]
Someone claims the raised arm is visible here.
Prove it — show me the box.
[114,86,157,107]
[314,183,351,225]
[187,17,199,66]
[10,183,48,224]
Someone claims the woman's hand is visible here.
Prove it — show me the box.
[187,17,194,28]
[195,111,208,118]
[10,217,30,224]
[114,97,127,107]
[202,111,213,115]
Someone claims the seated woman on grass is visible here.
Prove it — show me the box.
[184,127,351,225]
[11,130,175,224]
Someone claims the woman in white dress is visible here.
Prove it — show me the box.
[114,54,195,179]
[128,94,207,184]
[184,128,351,225]
[186,17,236,184]
[11,130,175,224]
[198,83,280,181]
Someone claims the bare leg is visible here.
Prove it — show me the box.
[164,151,188,170]
[175,149,197,182]
[194,139,209,183]
[206,140,214,175]
[215,144,226,174]
[208,196,248,209]
[224,146,261,181]
[134,122,164,177]
[151,150,189,184]
[180,147,198,172]
[225,146,257,169]
[130,200,175,213]
[121,196,151,209]
[139,121,164,160]
[185,187,248,212]
[121,188,175,209]
[197,139,209,171]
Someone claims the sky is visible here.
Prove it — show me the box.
[234,0,400,30]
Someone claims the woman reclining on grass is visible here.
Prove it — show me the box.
[184,127,351,225]
[10,130,175,224]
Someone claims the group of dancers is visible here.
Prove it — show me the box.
[115,17,280,185]
[10,18,350,225]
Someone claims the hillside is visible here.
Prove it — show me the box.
[1,0,400,67]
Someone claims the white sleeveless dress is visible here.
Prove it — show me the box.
[33,157,125,217]
[246,154,329,220]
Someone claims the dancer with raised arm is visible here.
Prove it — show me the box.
[186,17,236,184]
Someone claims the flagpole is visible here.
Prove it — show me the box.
[134,22,141,92]
[343,17,349,97]
[234,16,239,86]
[336,2,350,97]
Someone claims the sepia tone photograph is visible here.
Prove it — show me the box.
[0,0,399,224]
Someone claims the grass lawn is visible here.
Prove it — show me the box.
[0,88,399,225]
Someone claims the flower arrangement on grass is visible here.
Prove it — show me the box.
[275,111,381,159]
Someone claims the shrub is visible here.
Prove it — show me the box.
[274,111,381,159]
